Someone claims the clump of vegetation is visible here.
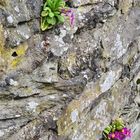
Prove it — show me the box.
[41,0,74,31]
[103,118,131,140]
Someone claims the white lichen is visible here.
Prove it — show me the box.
[7,16,14,24]
[100,71,116,92]
[9,79,19,86]
[15,6,20,13]
[0,130,4,137]
[27,101,38,112]
[71,109,79,123]
[113,34,126,58]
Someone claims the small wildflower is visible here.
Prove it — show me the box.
[108,132,116,139]
[70,12,74,26]
[117,132,125,140]
[108,129,131,140]
[121,128,131,137]
[61,8,75,26]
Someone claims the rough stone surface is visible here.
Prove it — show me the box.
[0,0,140,140]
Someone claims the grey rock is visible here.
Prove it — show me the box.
[31,60,58,83]
[5,0,31,26]
[6,24,32,47]
[131,120,140,140]
[0,0,140,140]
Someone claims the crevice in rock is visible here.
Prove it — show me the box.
[19,119,33,129]
[114,0,120,10]
[11,51,18,57]
[73,2,103,8]
[13,93,40,100]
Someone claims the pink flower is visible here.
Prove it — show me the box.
[121,128,131,137]
[108,132,116,139]
[70,12,74,26]
[109,131,125,140]
[61,8,75,26]
[108,128,131,140]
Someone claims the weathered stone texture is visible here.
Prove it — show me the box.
[0,0,140,140]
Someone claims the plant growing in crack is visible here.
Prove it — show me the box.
[103,118,132,140]
[41,0,74,31]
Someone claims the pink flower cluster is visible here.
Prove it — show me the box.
[61,9,75,26]
[108,128,131,140]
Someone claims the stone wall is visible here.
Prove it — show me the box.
[0,0,140,139]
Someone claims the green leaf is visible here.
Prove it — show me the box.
[41,25,48,31]
[56,15,64,22]
[47,17,57,25]
[54,11,60,15]
[49,12,54,17]
[53,0,65,10]
[103,125,112,134]
[47,0,54,9]
[112,127,116,132]
[44,7,51,12]
[115,118,124,125]
[41,17,49,31]
[115,120,124,127]
[41,11,48,17]
[103,129,110,135]
[59,1,65,8]
[43,1,48,9]
[116,125,124,130]
[106,125,112,131]
[53,0,61,9]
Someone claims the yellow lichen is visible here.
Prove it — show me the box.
[11,58,21,67]
[0,26,28,71]
[0,24,5,54]
[15,43,28,56]
[9,42,28,68]
[0,24,7,76]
